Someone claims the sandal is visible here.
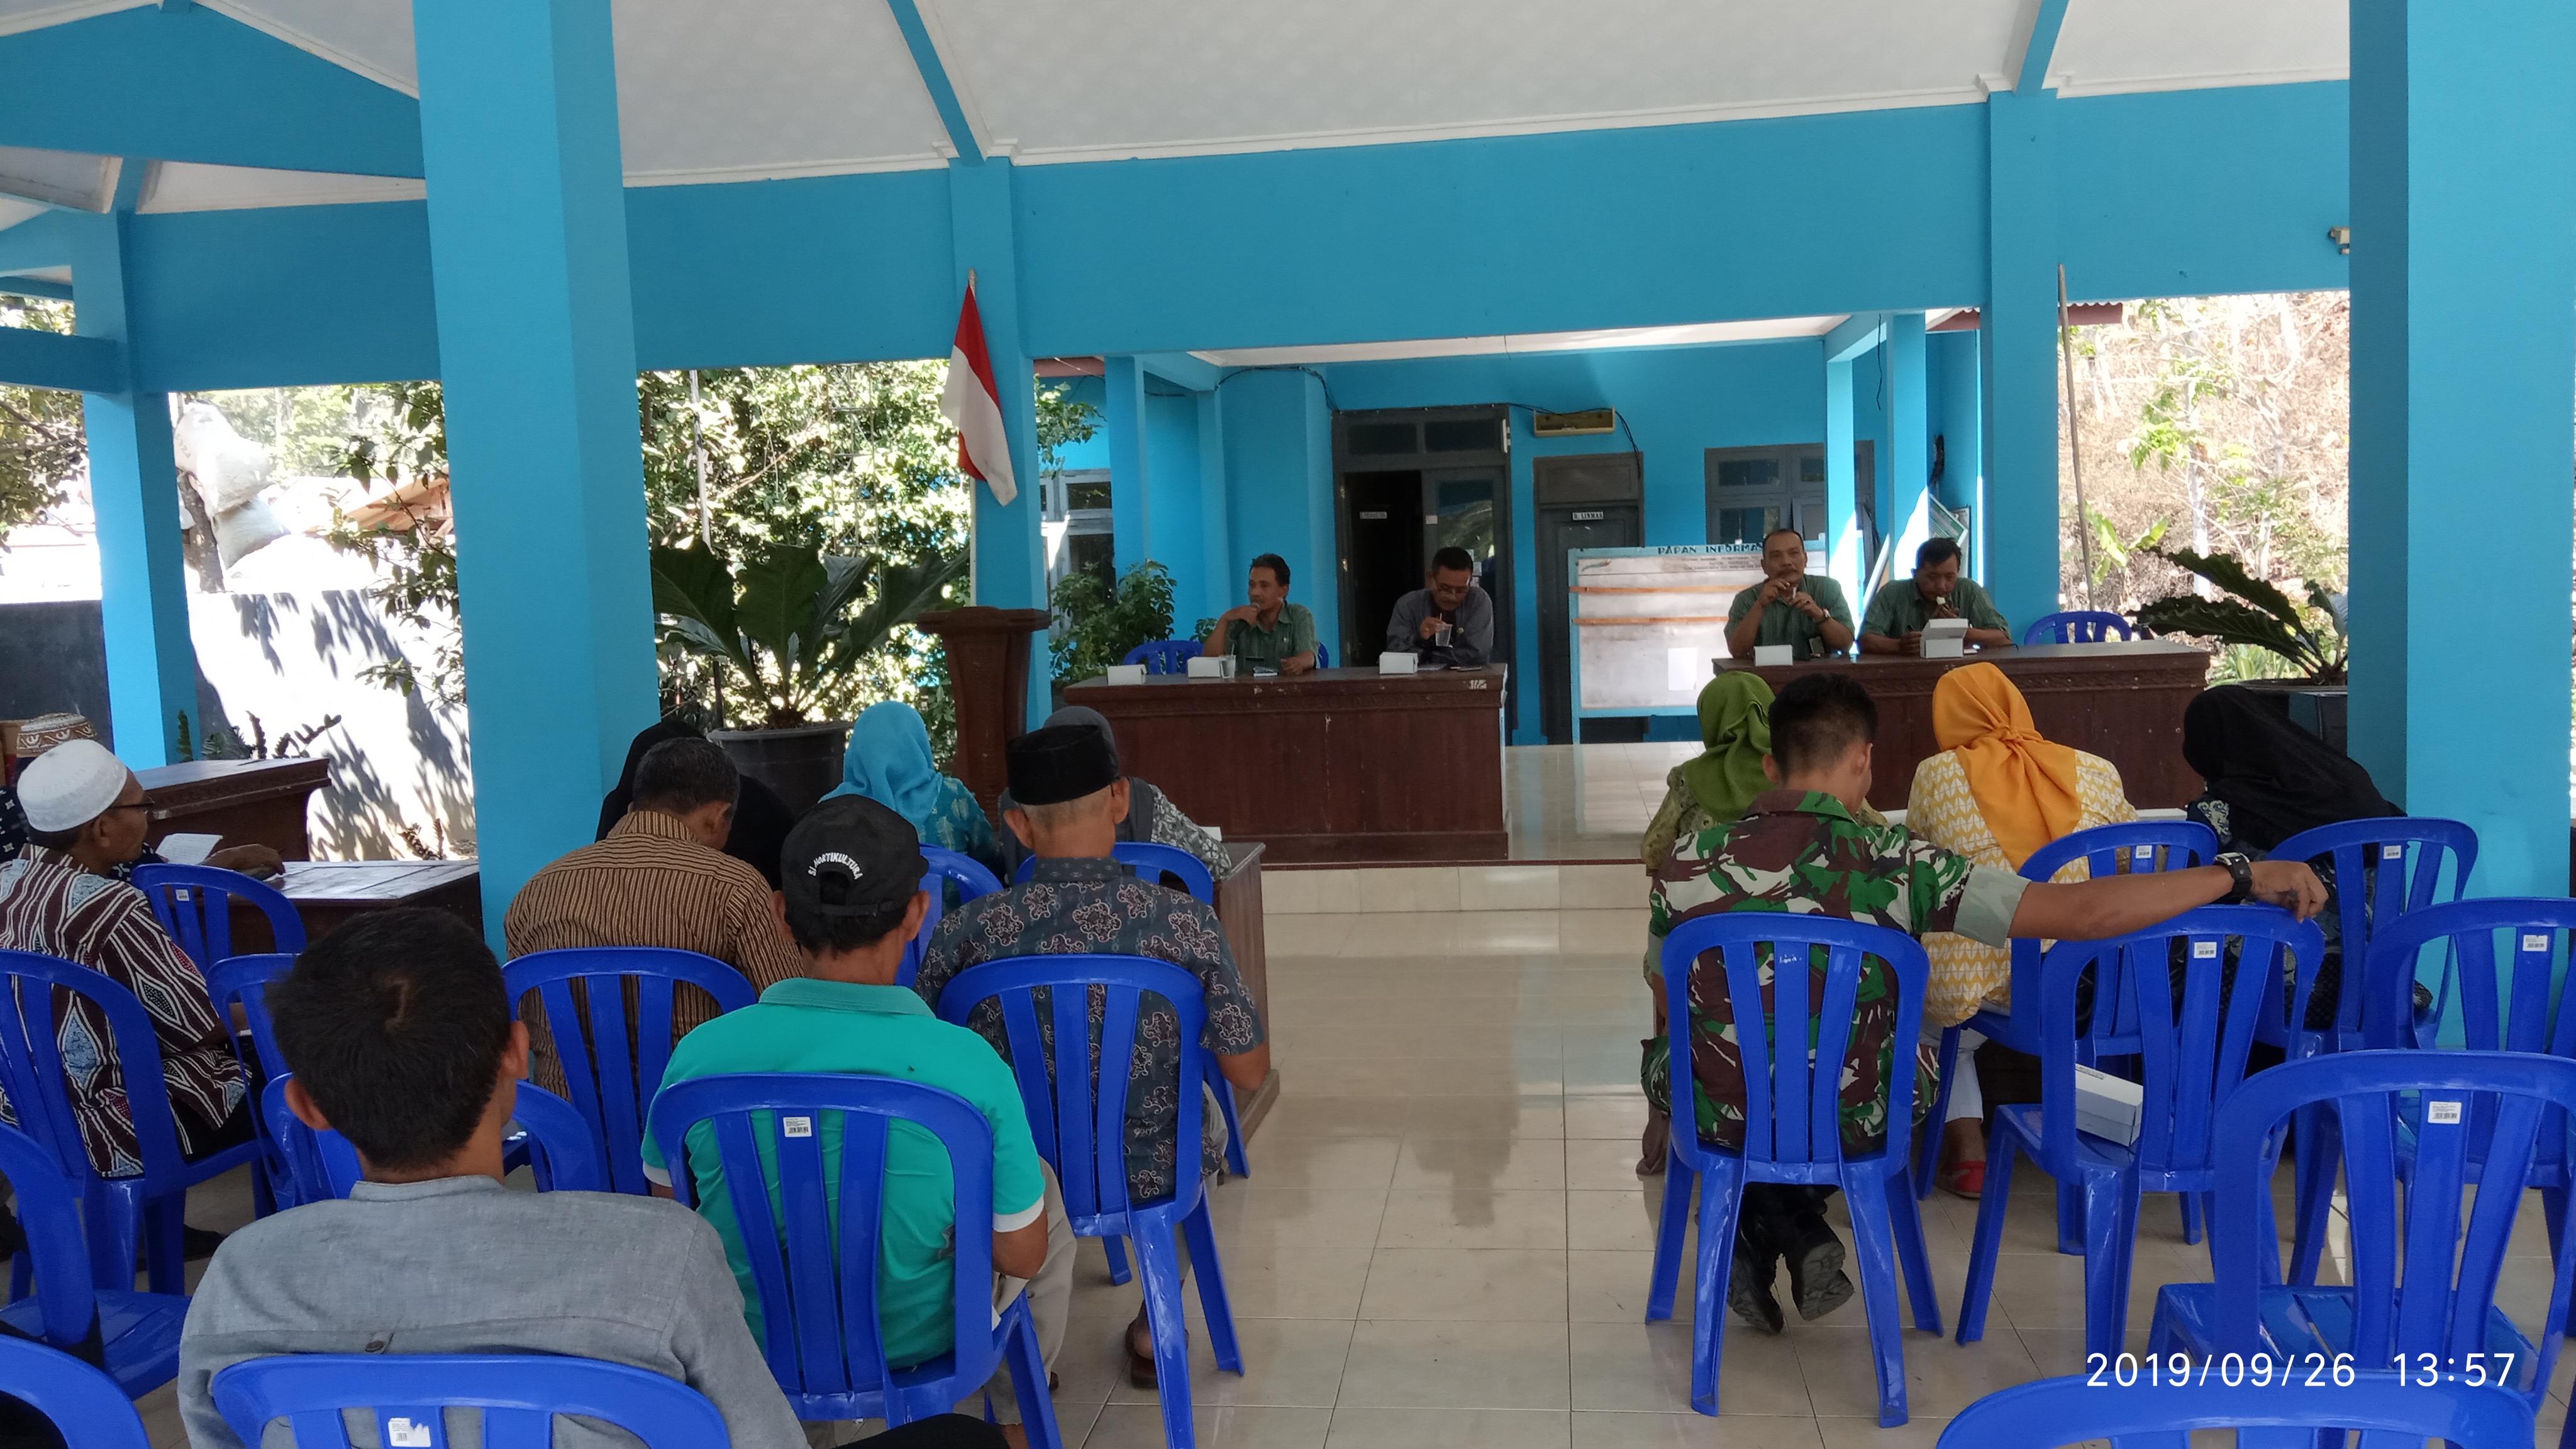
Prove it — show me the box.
[1125,1317,1163,1390]
[1936,1158,1987,1201]
[1636,1109,1670,1177]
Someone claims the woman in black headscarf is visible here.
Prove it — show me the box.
[599,719,798,889]
[992,705,1233,884]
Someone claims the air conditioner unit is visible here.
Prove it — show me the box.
[1531,408,1616,437]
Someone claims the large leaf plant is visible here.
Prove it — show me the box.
[2134,547,2348,684]
[650,541,969,727]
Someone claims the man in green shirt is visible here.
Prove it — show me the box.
[1202,552,1319,674]
[1859,536,2012,655]
[644,795,1072,1445]
[1725,526,1855,660]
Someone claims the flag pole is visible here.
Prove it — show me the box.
[965,267,979,602]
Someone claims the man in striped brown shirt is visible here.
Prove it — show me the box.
[504,738,802,1093]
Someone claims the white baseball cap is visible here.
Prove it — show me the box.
[16,738,132,832]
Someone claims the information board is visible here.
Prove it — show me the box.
[1568,545,1769,715]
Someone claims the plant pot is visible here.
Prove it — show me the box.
[2224,679,2348,755]
[710,721,850,818]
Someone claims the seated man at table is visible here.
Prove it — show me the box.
[179,908,804,1449]
[1384,545,1493,668]
[1,711,282,880]
[1858,536,2012,656]
[1643,672,2324,1335]
[646,795,1072,1448]
[0,740,248,1201]
[1201,552,1318,674]
[506,737,803,1093]
[913,723,1269,1391]
[1725,526,1854,662]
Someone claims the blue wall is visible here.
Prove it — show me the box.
[1214,369,1337,654]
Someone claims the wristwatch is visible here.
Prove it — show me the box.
[2216,852,2255,904]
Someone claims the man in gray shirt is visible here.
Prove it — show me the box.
[1384,546,1494,667]
[178,909,804,1449]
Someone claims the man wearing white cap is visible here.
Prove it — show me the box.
[0,739,247,1180]
[3,713,280,880]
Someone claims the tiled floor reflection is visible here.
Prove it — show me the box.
[1507,744,1699,861]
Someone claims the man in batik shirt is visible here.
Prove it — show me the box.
[1645,672,2327,1335]
[913,722,1268,1391]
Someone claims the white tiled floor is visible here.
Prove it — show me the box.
[144,896,2575,1449]
[1507,745,1698,861]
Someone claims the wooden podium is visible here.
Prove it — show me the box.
[913,606,1050,814]
[133,756,333,859]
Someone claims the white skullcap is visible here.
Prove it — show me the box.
[17,738,131,832]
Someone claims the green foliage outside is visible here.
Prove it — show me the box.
[0,297,83,545]
[1051,560,1176,687]
[2135,546,2349,683]
[650,540,968,728]
[325,380,462,703]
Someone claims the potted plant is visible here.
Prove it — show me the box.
[650,540,968,811]
[2133,546,2351,750]
[1049,560,1177,706]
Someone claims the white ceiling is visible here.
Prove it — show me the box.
[1194,316,1851,367]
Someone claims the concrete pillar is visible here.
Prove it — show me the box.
[1982,89,2063,633]
[1105,355,1150,585]
[1887,312,1931,570]
[413,0,658,937]
[1194,390,1230,628]
[1823,355,1862,596]
[72,211,196,764]
[2346,0,2576,897]
[948,158,1049,728]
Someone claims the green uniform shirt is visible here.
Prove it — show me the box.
[642,979,1046,1369]
[1725,575,1854,657]
[1860,575,2011,641]
[1222,601,1318,672]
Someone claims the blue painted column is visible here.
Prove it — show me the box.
[1886,312,1931,569]
[1194,390,1231,629]
[2346,0,2576,897]
[1930,330,1985,580]
[413,0,658,939]
[1104,355,1150,583]
[1823,356,1862,594]
[1982,89,2063,632]
[948,158,1049,728]
[71,208,195,763]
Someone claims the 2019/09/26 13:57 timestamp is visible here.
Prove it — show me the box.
[2084,1352,2521,1389]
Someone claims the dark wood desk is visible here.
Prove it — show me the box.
[1721,642,2211,811]
[1068,667,1507,864]
[136,757,331,860]
[1211,841,1279,1139]
[226,858,483,951]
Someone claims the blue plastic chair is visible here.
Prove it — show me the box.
[0,1122,187,1397]
[2021,611,2135,645]
[501,947,757,1195]
[262,1073,604,1201]
[211,1353,730,1449]
[2147,1049,2576,1435]
[1937,1371,2533,1449]
[1123,640,1202,675]
[130,862,306,970]
[1915,819,2218,1202]
[646,1072,1062,1443]
[2262,818,2477,1283]
[1957,906,2324,1361]
[0,948,261,1294]
[1643,913,1941,1425]
[205,951,299,1214]
[936,955,1240,1449]
[1313,643,1330,668]
[924,846,1003,901]
[0,1336,155,1449]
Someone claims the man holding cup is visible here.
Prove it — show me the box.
[1725,526,1855,662]
[1858,536,2011,657]
[1384,547,1492,668]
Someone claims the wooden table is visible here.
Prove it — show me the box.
[136,757,331,860]
[1721,642,2212,811]
[1068,667,1508,864]
[225,858,483,952]
[1211,841,1278,1138]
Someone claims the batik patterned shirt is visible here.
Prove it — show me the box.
[911,856,1265,1202]
[1645,789,2025,1156]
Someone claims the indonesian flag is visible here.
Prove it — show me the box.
[939,280,1017,508]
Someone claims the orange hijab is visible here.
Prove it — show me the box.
[1933,663,2081,869]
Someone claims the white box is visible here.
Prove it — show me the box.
[1922,617,1969,659]
[1753,645,1795,667]
[1378,652,1419,674]
[1921,637,1965,659]
[1104,663,1147,685]
[1185,654,1235,679]
[2073,1063,2144,1145]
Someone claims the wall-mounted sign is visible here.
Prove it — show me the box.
[1358,510,1389,519]
[1570,509,1605,521]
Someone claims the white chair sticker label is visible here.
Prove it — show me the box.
[387,1419,433,1448]
[783,1116,813,1138]
[2192,941,2218,958]
[2526,935,2551,953]
[2427,1101,2463,1125]
[2382,844,2404,859]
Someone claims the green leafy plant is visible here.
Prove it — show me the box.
[650,540,968,728]
[2135,547,2348,683]
[2080,506,2170,587]
[1052,560,1177,687]
[0,297,82,546]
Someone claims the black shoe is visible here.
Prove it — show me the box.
[1780,1216,1853,1321]
[1726,1245,1786,1334]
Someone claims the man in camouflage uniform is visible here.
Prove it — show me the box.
[1641,672,2329,1335]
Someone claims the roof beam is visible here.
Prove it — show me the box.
[1823,312,1888,365]
[0,325,118,391]
[0,274,72,301]
[2007,0,2072,95]
[1136,350,1221,392]
[884,0,984,164]
[0,7,423,178]
[0,211,82,274]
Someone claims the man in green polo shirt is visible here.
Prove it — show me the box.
[1858,536,2012,655]
[643,795,1072,1444]
[1726,526,1855,661]
[1201,552,1319,674]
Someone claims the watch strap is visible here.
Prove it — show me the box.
[2217,852,2255,904]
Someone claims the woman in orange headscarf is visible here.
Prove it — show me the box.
[1905,662,2138,1196]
